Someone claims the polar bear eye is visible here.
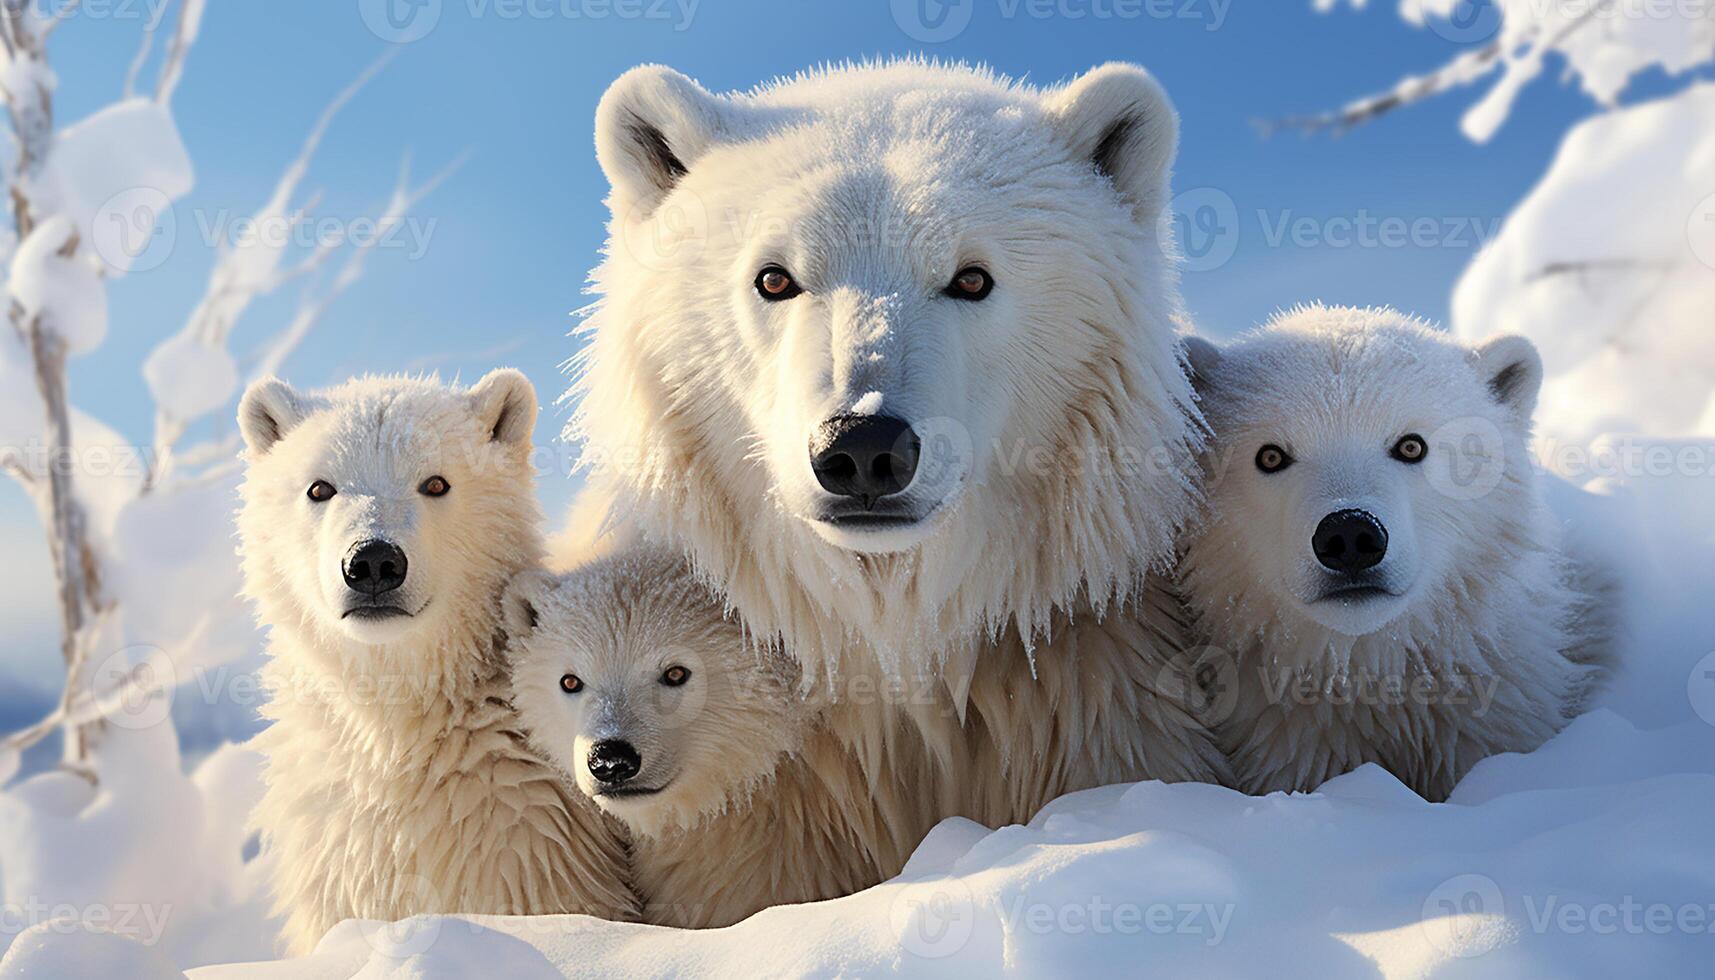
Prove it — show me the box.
[660,665,691,687]
[419,475,451,497]
[559,673,583,694]
[1391,434,1428,464]
[945,267,993,301]
[1255,445,1293,474]
[755,266,802,301]
[307,480,337,502]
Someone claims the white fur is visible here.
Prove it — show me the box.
[508,550,886,927]
[571,60,1226,823]
[1178,306,1613,800]
[237,372,635,954]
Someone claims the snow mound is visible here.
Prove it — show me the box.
[0,921,185,980]
[146,711,1715,979]
[1453,84,1715,444]
[0,731,274,972]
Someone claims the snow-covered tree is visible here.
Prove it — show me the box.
[0,2,446,961]
[1286,0,1715,447]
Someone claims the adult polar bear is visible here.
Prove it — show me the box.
[571,61,1227,842]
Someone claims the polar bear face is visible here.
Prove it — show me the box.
[507,552,806,837]
[1182,307,1545,640]
[237,372,540,658]
[574,62,1202,674]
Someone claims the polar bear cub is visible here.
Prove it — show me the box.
[507,549,887,927]
[236,371,635,953]
[1179,306,1612,800]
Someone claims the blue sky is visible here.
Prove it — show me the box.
[0,0,1641,689]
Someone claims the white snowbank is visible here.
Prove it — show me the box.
[1454,84,1715,445]
[0,921,184,980]
[0,727,274,972]
[165,712,1715,979]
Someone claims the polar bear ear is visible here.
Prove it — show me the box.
[595,64,727,218]
[468,368,538,449]
[1045,62,1179,225]
[501,568,555,638]
[237,377,305,456]
[1180,335,1223,397]
[1471,334,1543,419]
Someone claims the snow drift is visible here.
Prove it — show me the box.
[1453,84,1715,445]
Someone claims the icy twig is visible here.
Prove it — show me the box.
[1525,258,1678,283]
[155,0,204,105]
[144,55,397,485]
[250,151,464,381]
[123,0,169,99]
[1259,1,1610,138]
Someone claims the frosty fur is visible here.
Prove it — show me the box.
[236,372,636,953]
[570,60,1228,824]
[507,550,887,927]
[1178,306,1614,800]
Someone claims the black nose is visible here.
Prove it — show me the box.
[587,739,641,786]
[810,414,920,507]
[1313,509,1389,574]
[342,539,408,596]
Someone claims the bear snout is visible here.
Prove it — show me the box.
[810,414,920,508]
[342,539,409,596]
[587,739,643,787]
[1312,509,1389,574]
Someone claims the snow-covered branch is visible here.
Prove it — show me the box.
[141,53,399,489]
[1257,38,1504,137]
[0,9,108,763]
[1287,2,1715,442]
[154,0,205,105]
[0,9,446,773]
[1524,258,1678,284]
[250,152,465,382]
[1263,0,1715,143]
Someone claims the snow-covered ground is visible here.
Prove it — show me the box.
[2,454,1711,978]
